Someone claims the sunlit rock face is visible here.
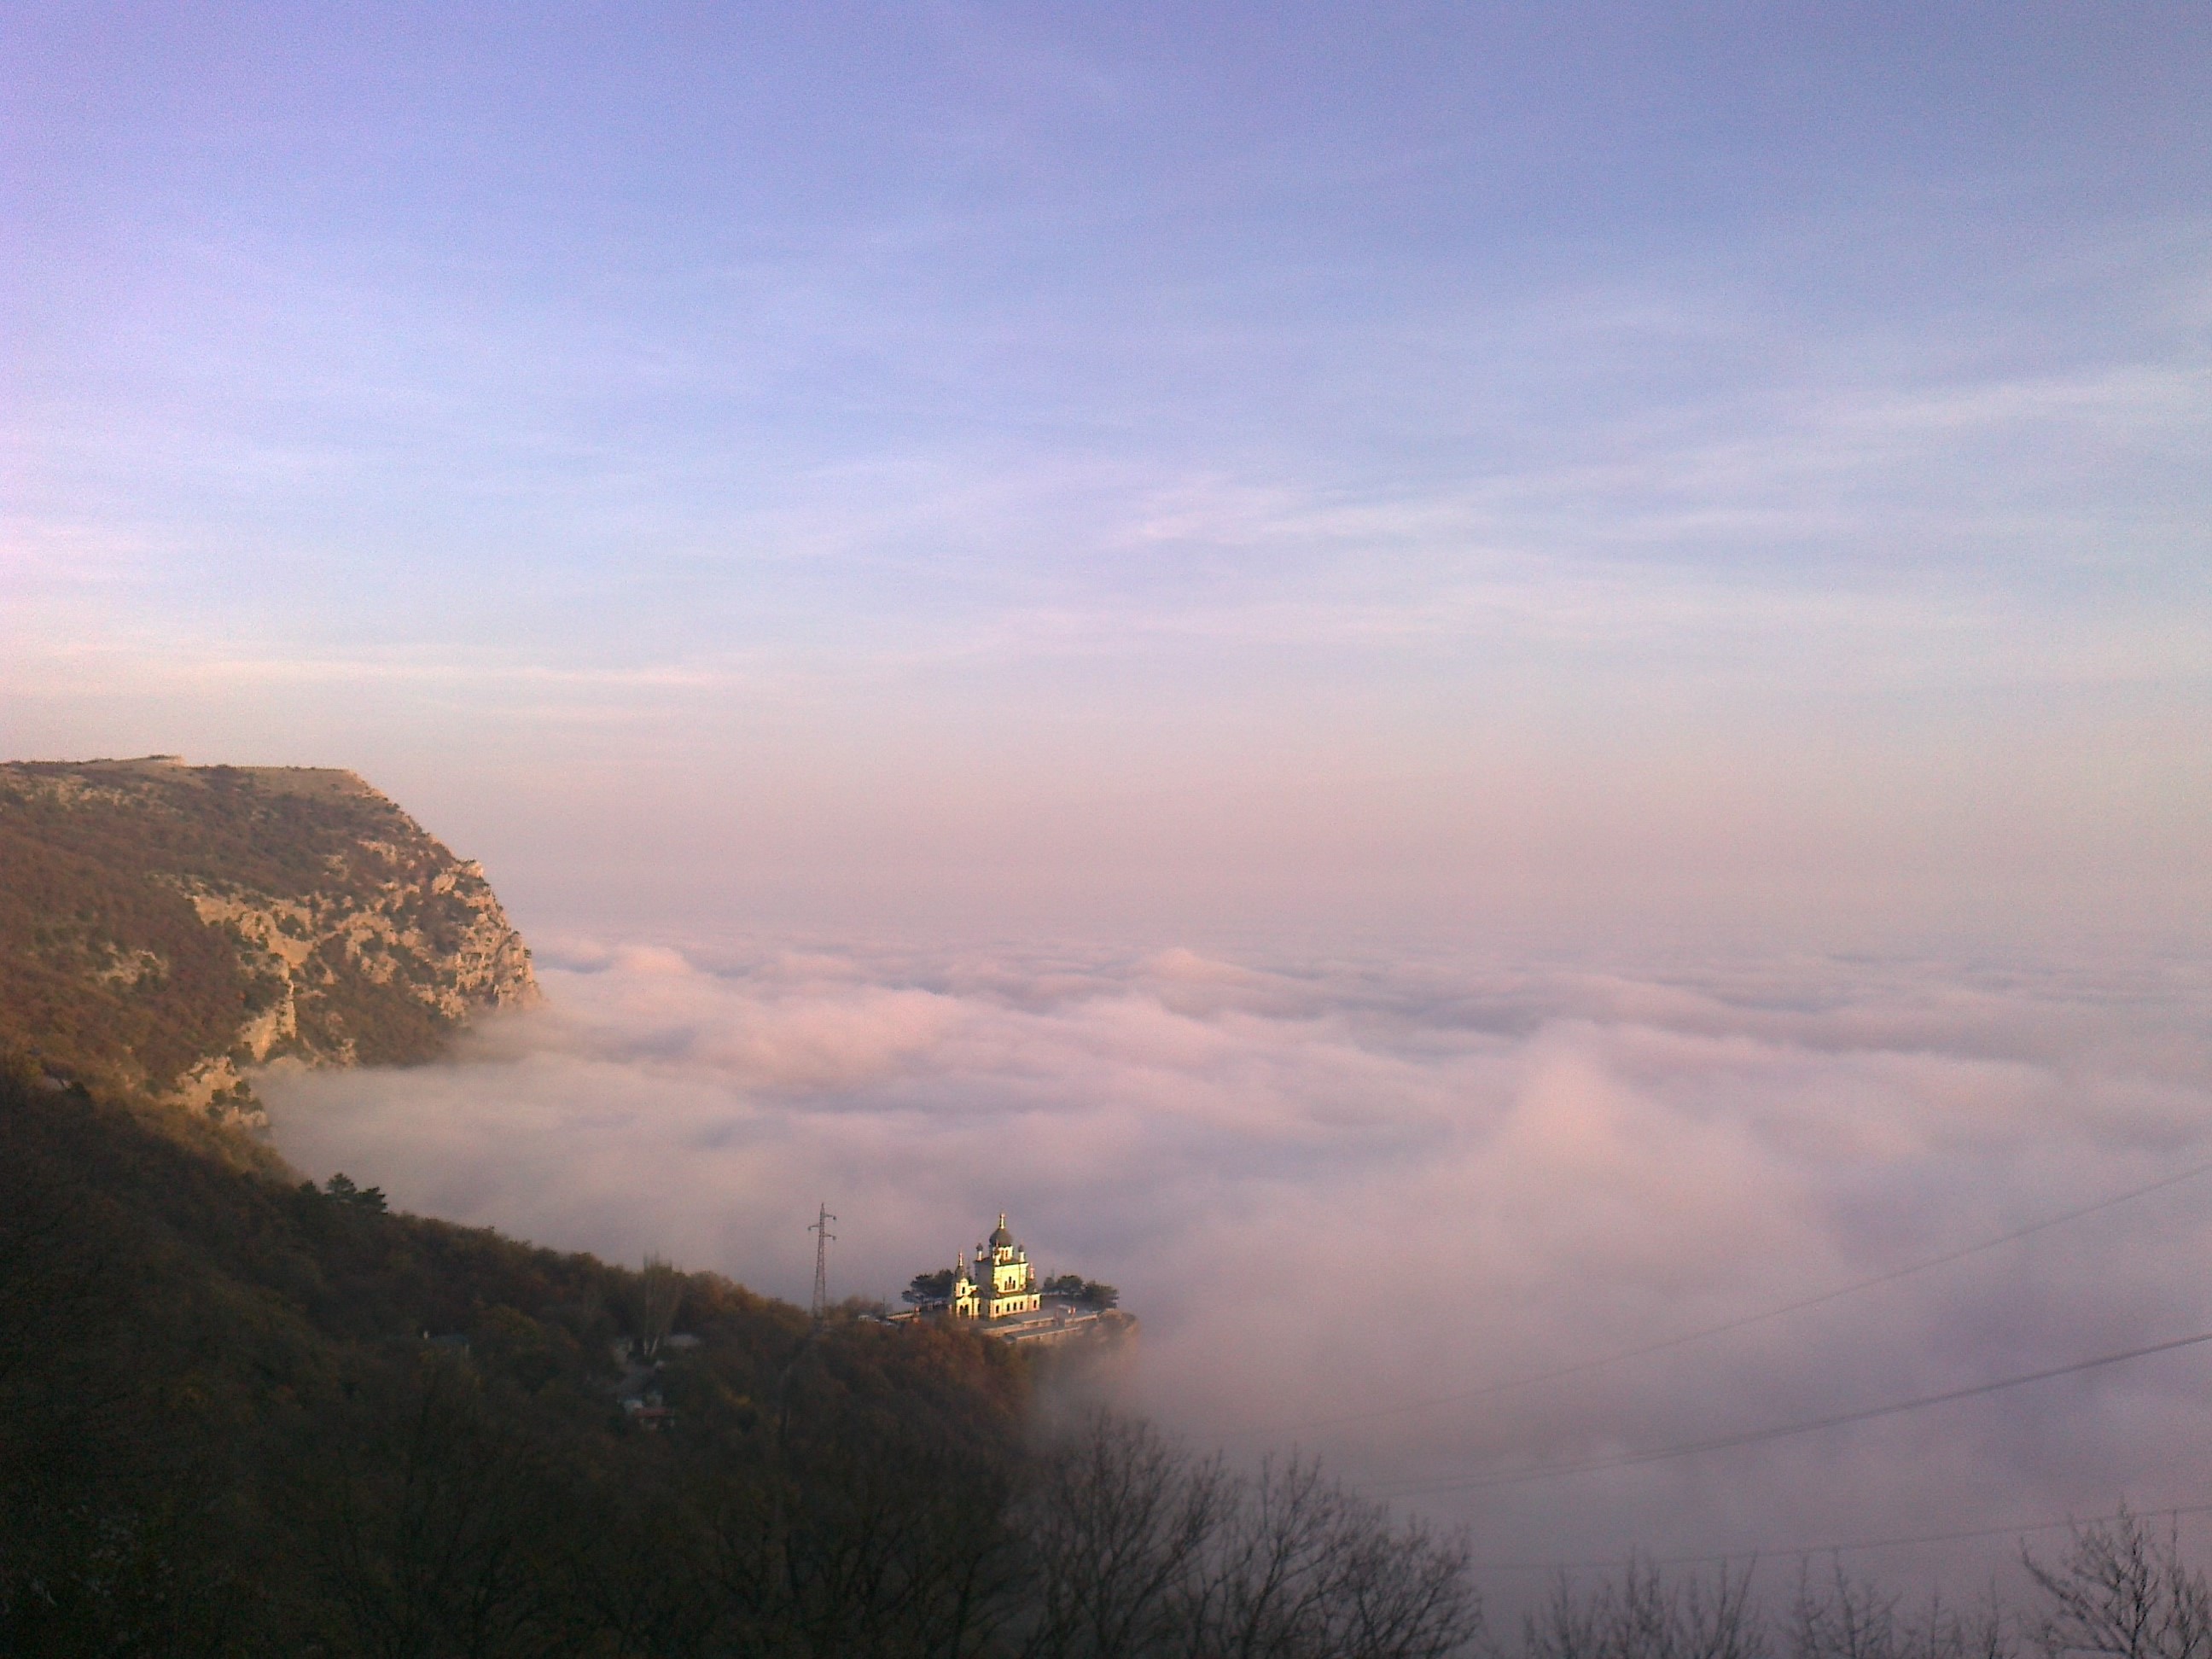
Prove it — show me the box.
[0,755,537,1125]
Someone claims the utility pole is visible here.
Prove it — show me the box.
[808,1202,837,1326]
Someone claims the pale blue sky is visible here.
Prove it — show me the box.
[4,3,2208,943]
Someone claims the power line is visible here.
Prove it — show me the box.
[1373,1326,2212,1499]
[1239,1154,2212,1440]
[1467,1499,2212,1575]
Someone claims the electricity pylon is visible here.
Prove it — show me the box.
[808,1202,837,1326]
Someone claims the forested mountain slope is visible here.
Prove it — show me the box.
[0,1058,1033,1652]
[0,756,537,1122]
[0,1062,1480,1656]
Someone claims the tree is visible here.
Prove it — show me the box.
[1016,1411,1231,1659]
[1790,1563,2010,1659]
[1526,1558,1761,1659]
[322,1172,388,1211]
[907,1267,957,1305]
[300,1356,566,1657]
[2027,1510,2212,1659]
[1014,1410,1481,1659]
[1040,1274,1117,1308]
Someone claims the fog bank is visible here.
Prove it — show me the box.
[264,938,2212,1592]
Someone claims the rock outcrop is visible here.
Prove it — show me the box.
[0,757,537,1125]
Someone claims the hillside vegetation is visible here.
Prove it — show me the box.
[0,757,536,1121]
[0,1060,1480,1656]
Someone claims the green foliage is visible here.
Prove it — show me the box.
[907,1266,958,1302]
[319,1171,389,1211]
[1041,1272,1120,1308]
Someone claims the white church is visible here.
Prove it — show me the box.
[949,1213,1044,1320]
[892,1212,1126,1348]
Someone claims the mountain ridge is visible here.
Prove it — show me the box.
[0,755,537,1125]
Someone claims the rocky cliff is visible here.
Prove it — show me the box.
[0,757,537,1124]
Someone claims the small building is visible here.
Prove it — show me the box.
[969,1213,1042,1319]
[895,1212,1129,1348]
[907,1212,1040,1321]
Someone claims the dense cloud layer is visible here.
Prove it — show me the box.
[263,939,2212,1599]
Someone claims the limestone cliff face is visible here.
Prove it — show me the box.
[0,757,538,1125]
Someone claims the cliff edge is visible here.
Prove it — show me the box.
[0,756,537,1124]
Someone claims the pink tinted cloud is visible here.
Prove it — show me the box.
[261,940,2212,1592]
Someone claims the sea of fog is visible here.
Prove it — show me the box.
[262,937,2212,1608]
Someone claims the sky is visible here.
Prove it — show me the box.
[4,1,2207,945]
[7,0,2212,1594]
